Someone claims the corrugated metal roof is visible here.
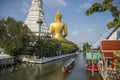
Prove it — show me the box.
[92,28,115,49]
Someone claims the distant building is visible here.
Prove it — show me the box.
[25,0,48,36]
[0,49,14,66]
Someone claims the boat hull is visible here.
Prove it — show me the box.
[62,58,75,73]
[86,65,98,71]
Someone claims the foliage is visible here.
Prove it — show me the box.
[115,62,120,71]
[82,42,91,53]
[0,17,34,56]
[0,17,78,57]
[35,37,60,58]
[60,40,79,54]
[115,57,120,71]
[34,38,79,58]
[86,0,120,29]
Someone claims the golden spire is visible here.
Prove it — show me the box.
[55,11,62,20]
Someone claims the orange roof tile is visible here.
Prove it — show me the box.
[103,52,114,58]
[101,40,120,50]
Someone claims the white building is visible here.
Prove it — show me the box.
[92,28,120,49]
[107,28,120,40]
[0,49,14,66]
[25,0,48,36]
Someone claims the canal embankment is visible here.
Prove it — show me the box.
[0,52,104,80]
[18,52,77,64]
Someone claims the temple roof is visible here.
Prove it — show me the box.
[92,28,116,49]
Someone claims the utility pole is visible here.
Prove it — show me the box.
[36,19,43,58]
[37,19,43,37]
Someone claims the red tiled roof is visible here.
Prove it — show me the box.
[101,40,120,50]
[103,52,114,58]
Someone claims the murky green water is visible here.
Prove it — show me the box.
[0,52,103,80]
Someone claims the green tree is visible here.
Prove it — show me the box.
[35,37,60,58]
[82,42,91,53]
[34,37,79,58]
[0,17,34,56]
[86,0,120,29]
[60,41,79,54]
[114,56,120,71]
[85,0,120,71]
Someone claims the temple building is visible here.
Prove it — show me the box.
[25,0,48,36]
[92,28,120,49]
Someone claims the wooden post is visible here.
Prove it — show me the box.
[105,59,108,78]
[92,52,94,77]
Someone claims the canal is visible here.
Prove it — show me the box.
[0,52,103,80]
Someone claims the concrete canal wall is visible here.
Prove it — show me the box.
[19,53,77,64]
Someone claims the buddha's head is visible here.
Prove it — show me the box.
[55,11,62,22]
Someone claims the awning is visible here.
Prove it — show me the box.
[86,52,102,60]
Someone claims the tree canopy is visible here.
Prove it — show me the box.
[34,37,79,58]
[0,17,34,56]
[82,42,91,53]
[0,17,79,57]
[86,0,120,29]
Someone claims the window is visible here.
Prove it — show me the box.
[117,31,120,39]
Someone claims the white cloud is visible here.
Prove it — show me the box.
[81,28,94,32]
[77,3,91,13]
[71,30,78,36]
[44,0,67,8]
[22,0,30,13]
[86,28,93,32]
[80,3,91,9]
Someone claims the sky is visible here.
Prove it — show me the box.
[0,0,114,45]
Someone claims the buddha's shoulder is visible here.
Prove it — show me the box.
[50,22,66,26]
[50,22,56,25]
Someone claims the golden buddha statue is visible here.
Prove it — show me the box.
[49,11,68,41]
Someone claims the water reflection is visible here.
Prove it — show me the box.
[0,53,103,80]
[34,57,72,80]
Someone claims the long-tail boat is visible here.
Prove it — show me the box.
[62,58,75,73]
